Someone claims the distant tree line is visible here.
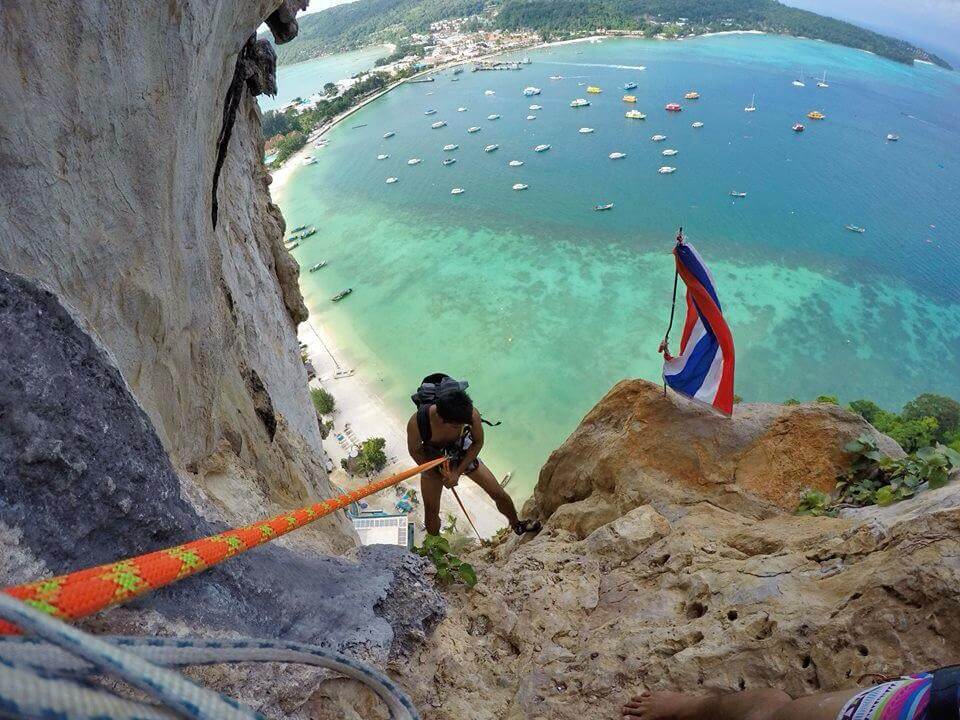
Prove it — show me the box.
[263,0,949,69]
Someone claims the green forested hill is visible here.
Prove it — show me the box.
[270,0,950,69]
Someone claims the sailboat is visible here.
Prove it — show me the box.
[744,94,756,113]
[816,71,829,88]
[792,69,805,87]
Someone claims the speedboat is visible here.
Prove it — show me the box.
[484,89,495,96]
[625,110,646,119]
[807,111,825,120]
[658,166,676,174]
[376,154,389,160]
[684,91,700,100]
[587,86,602,94]
[290,227,316,240]
[609,151,627,159]
[549,75,564,80]
[651,134,667,141]
[443,144,459,151]
[846,224,866,233]
[308,261,327,272]
[523,87,541,96]
[570,98,590,108]
[529,104,542,110]
[467,126,481,133]
[623,81,638,90]
[692,121,704,128]
[665,103,682,112]
[534,144,551,152]
[424,109,437,116]
[886,133,900,141]
[457,107,467,112]
[745,94,757,112]
[291,225,308,233]
[431,121,447,129]
[729,191,747,198]
[579,127,595,134]
[623,95,637,103]
[442,158,457,166]
[487,114,500,120]
[512,183,529,191]
[484,144,499,152]
[385,177,398,183]
[508,160,524,167]
[594,203,614,211]
[301,155,316,165]
[792,123,805,132]
[383,131,396,138]
[527,115,537,120]
[661,148,678,156]
[331,288,353,302]
[407,158,422,165]
[451,187,465,195]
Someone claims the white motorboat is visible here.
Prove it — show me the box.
[508,160,524,167]
[658,166,676,174]
[487,114,501,120]
[407,158,422,165]
[383,131,396,138]
[527,115,537,120]
[661,148,678,156]
[692,121,704,128]
[484,144,499,152]
[431,120,447,128]
[442,158,457,166]
[512,183,529,191]
[579,127,594,134]
[523,87,541,96]
[534,144,551,152]
[376,154,389,160]
[385,177,398,183]
[609,151,627,159]
[424,109,437,116]
[467,126,481,133]
[484,89,496,96]
[443,143,459,151]
[570,98,590,108]
[651,134,667,141]
[457,106,467,112]
[451,187,465,195]
[886,133,900,141]
[529,104,543,110]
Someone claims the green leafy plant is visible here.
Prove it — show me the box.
[413,534,477,587]
[797,434,960,515]
[355,437,388,475]
[816,394,840,405]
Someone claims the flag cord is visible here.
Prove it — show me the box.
[660,228,684,395]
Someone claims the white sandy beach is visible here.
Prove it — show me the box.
[298,308,507,541]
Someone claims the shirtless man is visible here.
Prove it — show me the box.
[620,668,948,720]
[406,387,541,537]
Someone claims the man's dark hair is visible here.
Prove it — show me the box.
[435,389,473,425]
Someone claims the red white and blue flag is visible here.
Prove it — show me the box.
[659,237,736,415]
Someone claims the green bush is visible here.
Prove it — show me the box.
[311,387,336,415]
[902,394,960,443]
[784,398,801,406]
[413,534,477,587]
[355,437,388,475]
[848,399,882,424]
[815,395,839,405]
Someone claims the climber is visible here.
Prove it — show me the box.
[406,381,541,537]
[620,666,957,720]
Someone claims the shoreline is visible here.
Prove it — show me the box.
[297,305,507,540]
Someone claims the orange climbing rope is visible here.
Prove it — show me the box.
[0,457,446,635]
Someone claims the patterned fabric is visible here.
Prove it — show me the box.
[839,673,932,720]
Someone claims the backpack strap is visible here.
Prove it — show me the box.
[929,665,960,720]
[416,404,432,444]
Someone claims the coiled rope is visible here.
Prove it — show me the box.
[0,593,419,719]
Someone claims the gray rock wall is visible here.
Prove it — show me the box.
[0,0,343,543]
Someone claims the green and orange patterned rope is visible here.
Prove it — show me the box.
[0,457,446,635]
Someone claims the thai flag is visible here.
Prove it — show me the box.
[661,239,736,415]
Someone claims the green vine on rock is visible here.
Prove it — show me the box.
[413,534,478,588]
[797,434,960,517]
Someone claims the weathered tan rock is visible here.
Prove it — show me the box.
[526,379,904,522]
[391,380,959,720]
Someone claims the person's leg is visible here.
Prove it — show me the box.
[420,470,444,536]
[620,687,860,720]
[621,688,791,720]
[465,462,520,527]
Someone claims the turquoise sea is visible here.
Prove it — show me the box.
[273,34,960,501]
[259,45,388,112]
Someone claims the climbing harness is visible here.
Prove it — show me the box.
[0,593,419,719]
[1,456,446,635]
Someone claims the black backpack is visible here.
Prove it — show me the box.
[411,373,501,427]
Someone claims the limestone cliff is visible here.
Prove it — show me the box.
[392,381,960,719]
[0,0,342,545]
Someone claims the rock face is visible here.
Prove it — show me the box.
[393,380,960,719]
[0,269,445,716]
[0,0,338,542]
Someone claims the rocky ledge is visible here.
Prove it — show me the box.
[392,380,960,720]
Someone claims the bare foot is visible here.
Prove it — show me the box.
[621,690,711,719]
